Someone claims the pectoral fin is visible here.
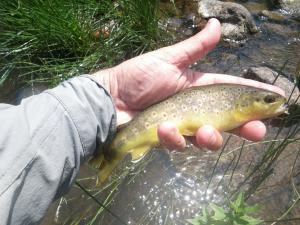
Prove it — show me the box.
[129,145,152,163]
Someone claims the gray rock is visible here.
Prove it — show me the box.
[272,0,300,18]
[260,10,287,22]
[198,0,258,41]
[243,66,300,105]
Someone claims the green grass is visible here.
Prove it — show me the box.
[187,192,262,225]
[0,0,170,86]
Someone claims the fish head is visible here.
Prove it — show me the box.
[234,89,287,121]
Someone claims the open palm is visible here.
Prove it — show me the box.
[94,18,284,151]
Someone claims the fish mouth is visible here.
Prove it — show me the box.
[276,102,289,115]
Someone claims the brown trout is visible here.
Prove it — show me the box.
[90,83,287,184]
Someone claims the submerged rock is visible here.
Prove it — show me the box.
[259,10,287,22]
[164,13,199,37]
[272,0,300,18]
[243,66,300,105]
[197,0,258,41]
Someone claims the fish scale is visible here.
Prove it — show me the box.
[90,83,287,185]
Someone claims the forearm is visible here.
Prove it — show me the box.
[0,76,116,225]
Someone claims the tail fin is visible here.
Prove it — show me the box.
[89,145,152,186]
[89,152,128,186]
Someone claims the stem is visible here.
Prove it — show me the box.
[75,181,127,225]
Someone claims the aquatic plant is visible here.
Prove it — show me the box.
[187,192,262,225]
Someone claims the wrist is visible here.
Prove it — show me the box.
[91,68,126,126]
[91,68,115,95]
[91,67,136,127]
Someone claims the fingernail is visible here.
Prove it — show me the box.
[207,18,215,25]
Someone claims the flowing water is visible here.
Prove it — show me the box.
[42,1,300,224]
[0,0,299,224]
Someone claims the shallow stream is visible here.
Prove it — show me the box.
[41,1,300,224]
[0,0,299,224]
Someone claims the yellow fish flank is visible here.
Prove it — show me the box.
[90,83,287,184]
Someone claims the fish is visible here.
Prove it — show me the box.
[90,83,287,185]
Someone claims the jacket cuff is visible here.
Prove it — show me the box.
[45,75,117,160]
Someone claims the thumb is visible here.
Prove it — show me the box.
[162,18,221,69]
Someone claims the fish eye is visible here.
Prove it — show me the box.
[263,95,276,104]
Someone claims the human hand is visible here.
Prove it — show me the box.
[93,18,284,151]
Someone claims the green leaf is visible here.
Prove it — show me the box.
[186,218,201,225]
[233,216,250,225]
[235,192,245,209]
[240,215,263,225]
[210,203,226,220]
[202,207,209,222]
[188,191,263,225]
[187,208,209,225]
[243,205,261,214]
[231,192,246,215]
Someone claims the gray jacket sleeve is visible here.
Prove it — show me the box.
[0,76,117,225]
